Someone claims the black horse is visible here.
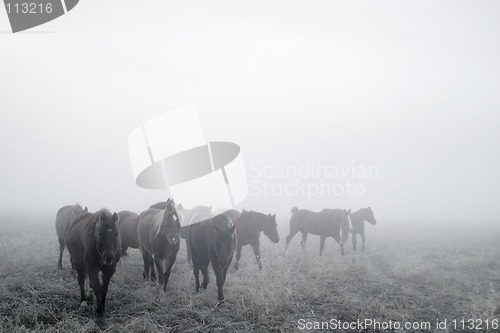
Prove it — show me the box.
[66,209,121,324]
[183,214,236,302]
[137,199,181,290]
[55,203,88,269]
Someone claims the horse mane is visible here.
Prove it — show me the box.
[88,209,106,237]
[153,210,165,237]
[150,201,168,209]
[242,210,266,220]
[291,206,299,214]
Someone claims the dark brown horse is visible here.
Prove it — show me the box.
[55,203,88,269]
[285,206,350,256]
[138,199,181,291]
[223,209,279,270]
[179,205,213,263]
[117,211,139,255]
[350,207,377,251]
[184,214,236,301]
[66,209,121,323]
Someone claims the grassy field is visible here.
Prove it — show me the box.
[0,212,498,332]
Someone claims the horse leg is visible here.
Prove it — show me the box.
[319,235,326,257]
[193,262,201,292]
[186,239,192,264]
[285,229,299,250]
[88,267,104,319]
[77,268,86,304]
[162,256,176,291]
[100,268,114,320]
[300,232,308,250]
[234,244,242,270]
[154,256,165,288]
[250,241,262,270]
[201,262,210,290]
[212,262,225,302]
[70,257,76,274]
[361,232,366,251]
[141,250,150,281]
[352,233,357,251]
[149,254,157,282]
[58,238,64,269]
[121,244,129,257]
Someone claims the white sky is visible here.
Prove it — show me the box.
[0,0,499,223]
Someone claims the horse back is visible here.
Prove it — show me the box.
[118,211,140,249]
[137,208,160,251]
[55,205,80,240]
[229,211,261,246]
[223,209,241,221]
[66,212,93,265]
[187,222,210,263]
[290,209,322,235]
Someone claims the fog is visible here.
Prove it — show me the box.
[1,0,499,224]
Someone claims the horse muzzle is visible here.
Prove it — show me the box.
[103,255,115,265]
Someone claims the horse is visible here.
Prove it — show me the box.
[285,206,350,256]
[137,199,181,291]
[349,207,377,251]
[55,203,88,269]
[66,209,121,323]
[116,211,140,255]
[223,209,279,270]
[184,214,236,302]
[179,205,213,263]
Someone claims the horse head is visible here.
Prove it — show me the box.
[163,210,181,245]
[211,215,236,268]
[95,211,120,266]
[263,213,280,243]
[365,206,377,225]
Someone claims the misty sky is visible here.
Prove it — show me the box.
[1,0,499,224]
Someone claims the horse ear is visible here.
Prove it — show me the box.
[209,204,212,211]
[112,212,119,223]
[84,206,88,212]
[178,203,183,211]
[348,209,351,214]
[273,213,276,217]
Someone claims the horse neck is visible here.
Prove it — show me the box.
[243,211,265,231]
[153,211,166,237]
[352,209,367,222]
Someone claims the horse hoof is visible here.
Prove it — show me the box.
[95,317,106,329]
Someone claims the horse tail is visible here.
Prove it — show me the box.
[291,206,299,214]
